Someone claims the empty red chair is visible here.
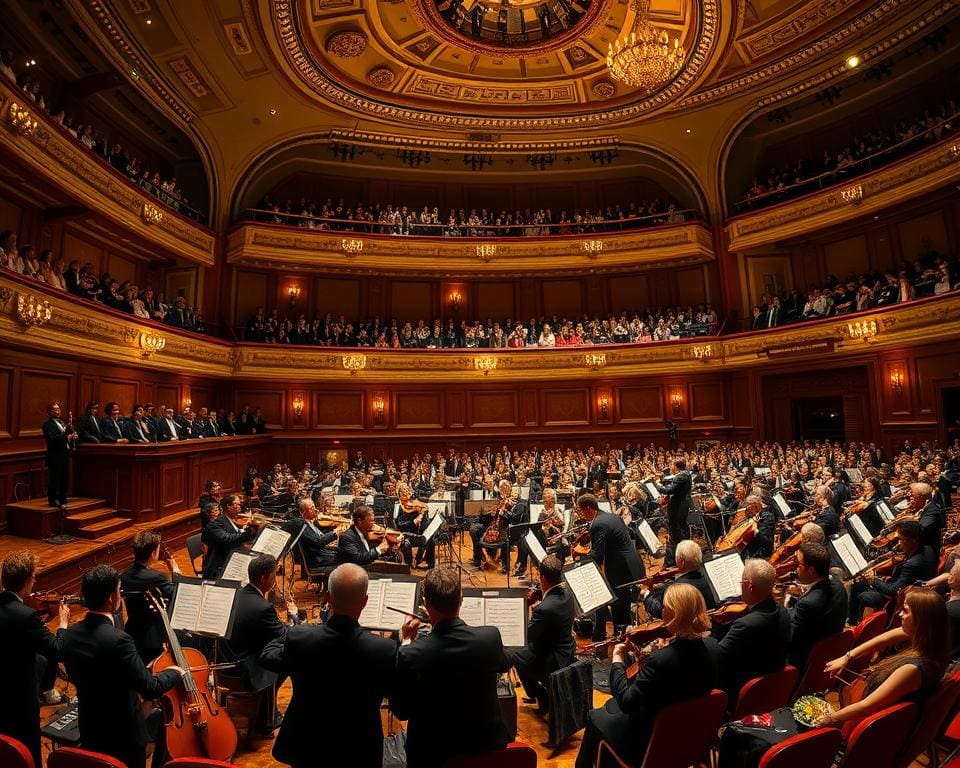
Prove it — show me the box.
[598,689,728,768]
[733,666,800,720]
[48,747,126,768]
[164,760,240,768]
[852,610,888,645]
[793,629,853,698]
[0,734,35,768]
[758,727,842,768]
[895,671,960,768]
[838,702,918,768]
[441,740,537,768]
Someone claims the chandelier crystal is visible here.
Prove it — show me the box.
[607,0,685,91]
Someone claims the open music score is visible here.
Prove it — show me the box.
[846,513,874,548]
[221,551,255,586]
[562,561,615,616]
[876,500,896,524]
[461,588,528,648]
[636,518,661,555]
[359,575,420,631]
[523,530,548,565]
[643,481,661,501]
[830,533,870,578]
[703,552,745,604]
[771,493,793,519]
[168,576,238,637]
[251,526,292,560]
[423,511,445,542]
[844,468,864,484]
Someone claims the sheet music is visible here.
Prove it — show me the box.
[469,489,484,500]
[845,468,864,484]
[772,494,792,518]
[876,501,895,523]
[358,579,386,629]
[221,551,254,586]
[562,507,573,532]
[597,500,612,514]
[636,518,661,555]
[754,467,771,478]
[644,482,661,501]
[169,582,203,631]
[831,533,869,577]
[484,596,526,648]
[894,498,909,512]
[423,512,444,542]
[847,514,874,547]
[519,486,530,500]
[427,502,447,519]
[523,530,548,565]
[703,553,745,603]
[528,504,544,524]
[381,580,418,631]
[253,527,291,559]
[459,596,485,627]
[334,494,354,509]
[563,562,614,615]
[196,584,236,636]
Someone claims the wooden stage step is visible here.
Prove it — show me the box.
[74,516,134,538]
[6,496,112,539]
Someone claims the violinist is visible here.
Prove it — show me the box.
[507,555,576,713]
[201,493,260,579]
[0,550,71,768]
[656,458,694,566]
[575,583,720,768]
[848,519,937,623]
[336,505,398,566]
[742,494,777,560]
[910,482,945,550]
[642,540,717,619]
[198,480,223,529]
[846,476,885,538]
[395,482,435,570]
[120,531,180,663]
[786,543,847,669]
[285,498,339,572]
[795,485,840,537]
[516,488,559,575]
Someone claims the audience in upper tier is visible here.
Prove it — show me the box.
[0,49,202,221]
[738,96,958,210]
[249,195,693,236]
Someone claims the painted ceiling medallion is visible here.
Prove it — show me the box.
[366,66,396,87]
[592,80,616,98]
[325,30,367,58]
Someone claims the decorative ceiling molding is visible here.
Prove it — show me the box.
[327,129,622,153]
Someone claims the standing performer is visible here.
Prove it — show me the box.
[43,402,76,509]
[656,458,693,566]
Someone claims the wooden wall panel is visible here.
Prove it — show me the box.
[823,235,869,278]
[618,385,664,423]
[63,231,104,274]
[235,389,284,428]
[234,270,269,327]
[106,252,137,285]
[913,351,960,416]
[391,282,432,321]
[541,280,582,318]
[447,390,466,429]
[689,381,725,421]
[469,391,519,428]
[676,267,707,308]
[160,462,185,514]
[313,391,365,429]
[0,367,11,439]
[394,392,443,429]
[541,388,589,426]
[99,378,139,412]
[898,210,948,260]
[18,370,71,437]
[154,385,179,412]
[476,282,516,322]
[314,278,360,319]
[609,275,650,312]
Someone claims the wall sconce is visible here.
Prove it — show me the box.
[292,394,304,420]
[890,369,904,394]
[581,240,604,258]
[846,319,878,340]
[141,202,164,225]
[372,395,385,425]
[599,393,609,418]
[342,354,367,374]
[671,389,683,415]
[139,330,166,358]
[584,353,607,370]
[183,397,192,411]
[476,244,497,261]
[288,285,301,307]
[341,239,363,256]
[449,291,462,311]
[15,293,53,328]
[7,102,38,136]
[474,356,498,375]
[840,185,864,205]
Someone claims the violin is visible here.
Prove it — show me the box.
[582,619,671,654]
[366,525,404,544]
[770,531,802,567]
[29,591,84,618]
[315,513,351,529]
[235,512,285,528]
[640,566,679,591]
[145,590,238,761]
[571,527,591,558]
[526,580,543,606]
[707,601,749,624]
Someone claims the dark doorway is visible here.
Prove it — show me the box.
[944,386,960,445]
[791,397,846,441]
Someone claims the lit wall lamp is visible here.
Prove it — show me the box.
[288,285,301,307]
[890,369,904,394]
[671,389,683,416]
[449,291,462,311]
[292,393,304,420]
[139,330,166,358]
[373,395,385,425]
[183,397,192,411]
[599,393,609,418]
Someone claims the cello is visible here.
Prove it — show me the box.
[145,590,238,761]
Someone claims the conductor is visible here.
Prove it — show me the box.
[657,458,693,566]
[43,402,77,509]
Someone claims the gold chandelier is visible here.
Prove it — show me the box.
[607,0,685,91]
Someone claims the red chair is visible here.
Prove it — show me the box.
[733,666,800,720]
[838,702,918,768]
[793,630,853,698]
[895,671,960,768]
[441,740,537,768]
[598,689,728,768]
[758,727,842,768]
[164,760,240,768]
[48,747,126,768]
[852,610,888,645]
[0,734,35,768]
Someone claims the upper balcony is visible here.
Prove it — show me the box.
[0,78,216,267]
[225,212,715,277]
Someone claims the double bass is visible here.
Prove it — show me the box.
[145,590,238,761]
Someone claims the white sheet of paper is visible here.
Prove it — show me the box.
[519,486,530,500]
[459,596,485,627]
[196,584,236,636]
[636,518,661,555]
[847,514,873,547]
[423,512,444,542]
[253,527,290,559]
[381,581,418,631]
[773,495,792,517]
[562,507,573,532]
[528,504,544,524]
[895,499,909,512]
[469,489,483,500]
[221,551,254,586]
[564,562,614,615]
[644,482,661,501]
[358,579,386,629]
[703,553,745,603]
[597,501,612,514]
[845,468,863,484]
[523,530,548,565]
[334,494,354,508]
[168,582,202,632]
[832,533,869,577]
[755,467,771,477]
[485,596,526,648]
[876,501,895,523]
[428,502,447,519]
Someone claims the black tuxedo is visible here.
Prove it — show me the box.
[43,416,71,507]
[507,585,575,701]
[744,507,777,559]
[289,518,338,570]
[155,416,185,442]
[77,413,102,443]
[222,584,287,692]
[788,577,848,669]
[715,598,790,703]
[393,619,511,768]
[123,419,151,443]
[0,592,62,766]
[99,417,125,443]
[918,499,946,549]
[261,615,397,768]
[644,568,717,619]
[812,506,841,537]
[201,515,257,579]
[120,562,174,662]
[576,637,720,768]
[588,511,644,640]
[849,546,937,622]
[202,419,221,438]
[657,471,694,565]
[220,418,237,436]
[336,526,383,566]
[61,613,179,768]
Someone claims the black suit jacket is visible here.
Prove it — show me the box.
[658,471,694,521]
[291,519,338,570]
[521,585,576,679]
[874,546,938,598]
[813,507,841,538]
[201,515,257,579]
[592,637,720,763]
[61,614,179,764]
[788,577,848,668]
[919,500,946,550]
[77,413,102,443]
[644,569,717,619]
[120,562,174,660]
[224,584,287,691]
[122,419,150,443]
[261,615,397,768]
[336,526,382,566]
[155,417,185,442]
[0,592,62,764]
[393,618,511,768]
[42,418,70,461]
[716,598,790,702]
[99,417,125,443]
[589,511,645,588]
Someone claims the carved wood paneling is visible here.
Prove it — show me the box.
[468,391,520,428]
[541,388,589,426]
[235,389,284,428]
[447,390,466,428]
[690,381,725,421]
[618,385,664,423]
[99,378,140,414]
[0,367,11,439]
[161,462,185,514]
[313,391,365,430]
[394,392,444,429]
[18,370,72,438]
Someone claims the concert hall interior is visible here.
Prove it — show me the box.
[1,1,960,767]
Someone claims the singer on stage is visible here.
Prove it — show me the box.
[42,401,77,509]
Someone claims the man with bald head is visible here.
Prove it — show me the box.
[910,482,944,550]
[261,563,397,768]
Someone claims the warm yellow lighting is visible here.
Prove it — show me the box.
[342,354,367,372]
[599,394,609,418]
[846,55,861,69]
[671,389,683,415]
[372,395,385,424]
[846,319,878,340]
[889,370,904,394]
[476,244,497,260]
[292,394,304,418]
[341,239,363,256]
[584,353,607,369]
[7,102,38,136]
[474,356,498,374]
[141,202,164,225]
[139,330,166,358]
[607,0,685,91]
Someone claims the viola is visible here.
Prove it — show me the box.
[145,590,238,761]
[571,527,591,558]
[708,601,749,624]
[770,531,802,567]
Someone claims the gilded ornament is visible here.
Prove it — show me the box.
[325,30,368,58]
[366,67,395,88]
[592,80,616,98]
